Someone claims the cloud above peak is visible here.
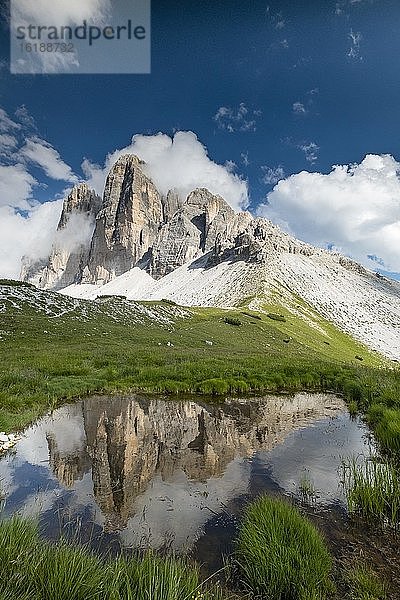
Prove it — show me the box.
[0,108,78,183]
[0,164,36,210]
[259,154,400,272]
[83,130,249,211]
[0,107,79,278]
[20,138,78,183]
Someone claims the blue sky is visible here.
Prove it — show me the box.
[0,0,399,279]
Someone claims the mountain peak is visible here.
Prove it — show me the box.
[22,157,262,286]
[21,183,101,290]
[21,153,400,364]
[58,182,101,230]
[112,154,144,167]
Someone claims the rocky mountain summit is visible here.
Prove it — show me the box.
[22,154,319,289]
[20,153,400,361]
[21,183,101,290]
[82,155,163,284]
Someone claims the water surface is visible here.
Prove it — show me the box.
[0,393,372,556]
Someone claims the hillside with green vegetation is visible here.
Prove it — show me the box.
[0,280,399,454]
[1,280,399,599]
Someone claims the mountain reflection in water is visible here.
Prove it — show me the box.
[0,393,367,552]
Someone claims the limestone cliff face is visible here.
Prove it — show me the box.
[21,153,327,291]
[80,162,255,282]
[82,155,164,284]
[21,183,101,290]
[57,182,101,229]
[208,216,316,266]
[150,188,252,278]
[161,189,183,222]
[76,157,319,285]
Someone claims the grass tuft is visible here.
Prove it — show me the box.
[234,495,332,599]
[35,541,105,600]
[366,404,400,454]
[0,517,224,600]
[341,456,400,528]
[348,400,358,417]
[197,378,230,394]
[298,471,317,503]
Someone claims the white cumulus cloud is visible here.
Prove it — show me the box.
[0,163,36,209]
[0,108,21,133]
[0,106,81,279]
[20,138,78,183]
[0,201,62,279]
[54,211,97,254]
[82,130,249,211]
[0,134,18,150]
[259,154,400,272]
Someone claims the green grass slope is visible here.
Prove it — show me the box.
[0,281,399,454]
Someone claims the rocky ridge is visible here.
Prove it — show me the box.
[22,153,320,289]
[82,155,163,284]
[20,153,400,361]
[21,183,101,290]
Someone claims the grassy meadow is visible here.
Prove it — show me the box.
[0,280,399,458]
[0,278,397,598]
